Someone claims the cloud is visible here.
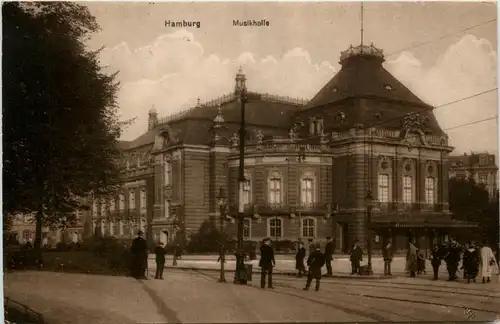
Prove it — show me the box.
[102,31,497,159]
[385,34,498,157]
[102,31,337,140]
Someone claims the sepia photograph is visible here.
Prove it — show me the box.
[3,1,500,323]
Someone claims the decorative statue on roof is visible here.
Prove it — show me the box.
[255,129,264,143]
[230,133,239,147]
[402,113,428,134]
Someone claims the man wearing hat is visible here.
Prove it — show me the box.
[259,238,275,289]
[304,243,325,291]
[131,230,148,279]
[324,236,335,277]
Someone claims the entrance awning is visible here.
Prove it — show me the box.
[371,219,479,229]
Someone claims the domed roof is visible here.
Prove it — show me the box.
[305,43,431,110]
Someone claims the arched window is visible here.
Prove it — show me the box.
[268,171,283,205]
[300,172,316,207]
[268,217,283,239]
[402,175,413,203]
[100,200,106,216]
[301,217,316,238]
[425,177,435,205]
[243,219,251,238]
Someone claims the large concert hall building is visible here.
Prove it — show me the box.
[83,43,478,253]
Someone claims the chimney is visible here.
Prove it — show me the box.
[148,105,158,131]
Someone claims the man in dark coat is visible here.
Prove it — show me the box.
[429,244,443,280]
[382,241,394,276]
[444,239,461,281]
[303,244,325,291]
[324,236,335,277]
[259,238,275,289]
[131,231,148,279]
[295,242,306,277]
[350,240,363,275]
[154,242,167,279]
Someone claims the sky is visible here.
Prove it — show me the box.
[84,1,498,158]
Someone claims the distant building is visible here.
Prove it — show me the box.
[448,153,498,199]
[8,211,85,247]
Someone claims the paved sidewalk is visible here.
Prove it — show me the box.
[149,256,454,278]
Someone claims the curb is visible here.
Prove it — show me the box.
[163,266,398,280]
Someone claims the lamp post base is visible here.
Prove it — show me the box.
[218,277,227,283]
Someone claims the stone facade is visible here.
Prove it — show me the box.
[448,152,498,199]
[43,43,473,254]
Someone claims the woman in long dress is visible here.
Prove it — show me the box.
[479,241,497,284]
[407,240,418,278]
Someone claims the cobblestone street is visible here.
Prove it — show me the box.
[5,270,500,323]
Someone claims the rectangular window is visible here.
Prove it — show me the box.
[302,218,315,237]
[100,220,105,236]
[164,199,170,219]
[119,220,124,236]
[100,200,106,216]
[164,159,172,185]
[140,189,147,211]
[269,179,282,204]
[403,176,413,203]
[300,178,314,206]
[109,221,115,236]
[119,194,125,211]
[378,174,390,203]
[242,180,251,205]
[109,198,115,212]
[92,201,98,215]
[243,219,251,238]
[129,190,136,210]
[269,218,282,238]
[425,177,435,204]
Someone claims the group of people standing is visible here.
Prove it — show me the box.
[405,238,498,283]
[129,230,183,280]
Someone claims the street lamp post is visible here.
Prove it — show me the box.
[235,71,248,285]
[217,186,228,283]
[365,190,374,275]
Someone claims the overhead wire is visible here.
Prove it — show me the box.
[300,86,498,143]
[385,18,496,57]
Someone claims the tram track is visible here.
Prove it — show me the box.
[189,269,499,321]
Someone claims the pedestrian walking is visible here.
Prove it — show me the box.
[173,243,180,266]
[303,244,325,291]
[417,251,427,275]
[131,231,148,280]
[154,242,167,279]
[259,238,275,289]
[462,241,479,284]
[407,240,418,278]
[479,240,497,284]
[444,239,461,281]
[349,240,363,275]
[295,242,306,277]
[324,236,335,277]
[429,244,443,280]
[382,242,393,276]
